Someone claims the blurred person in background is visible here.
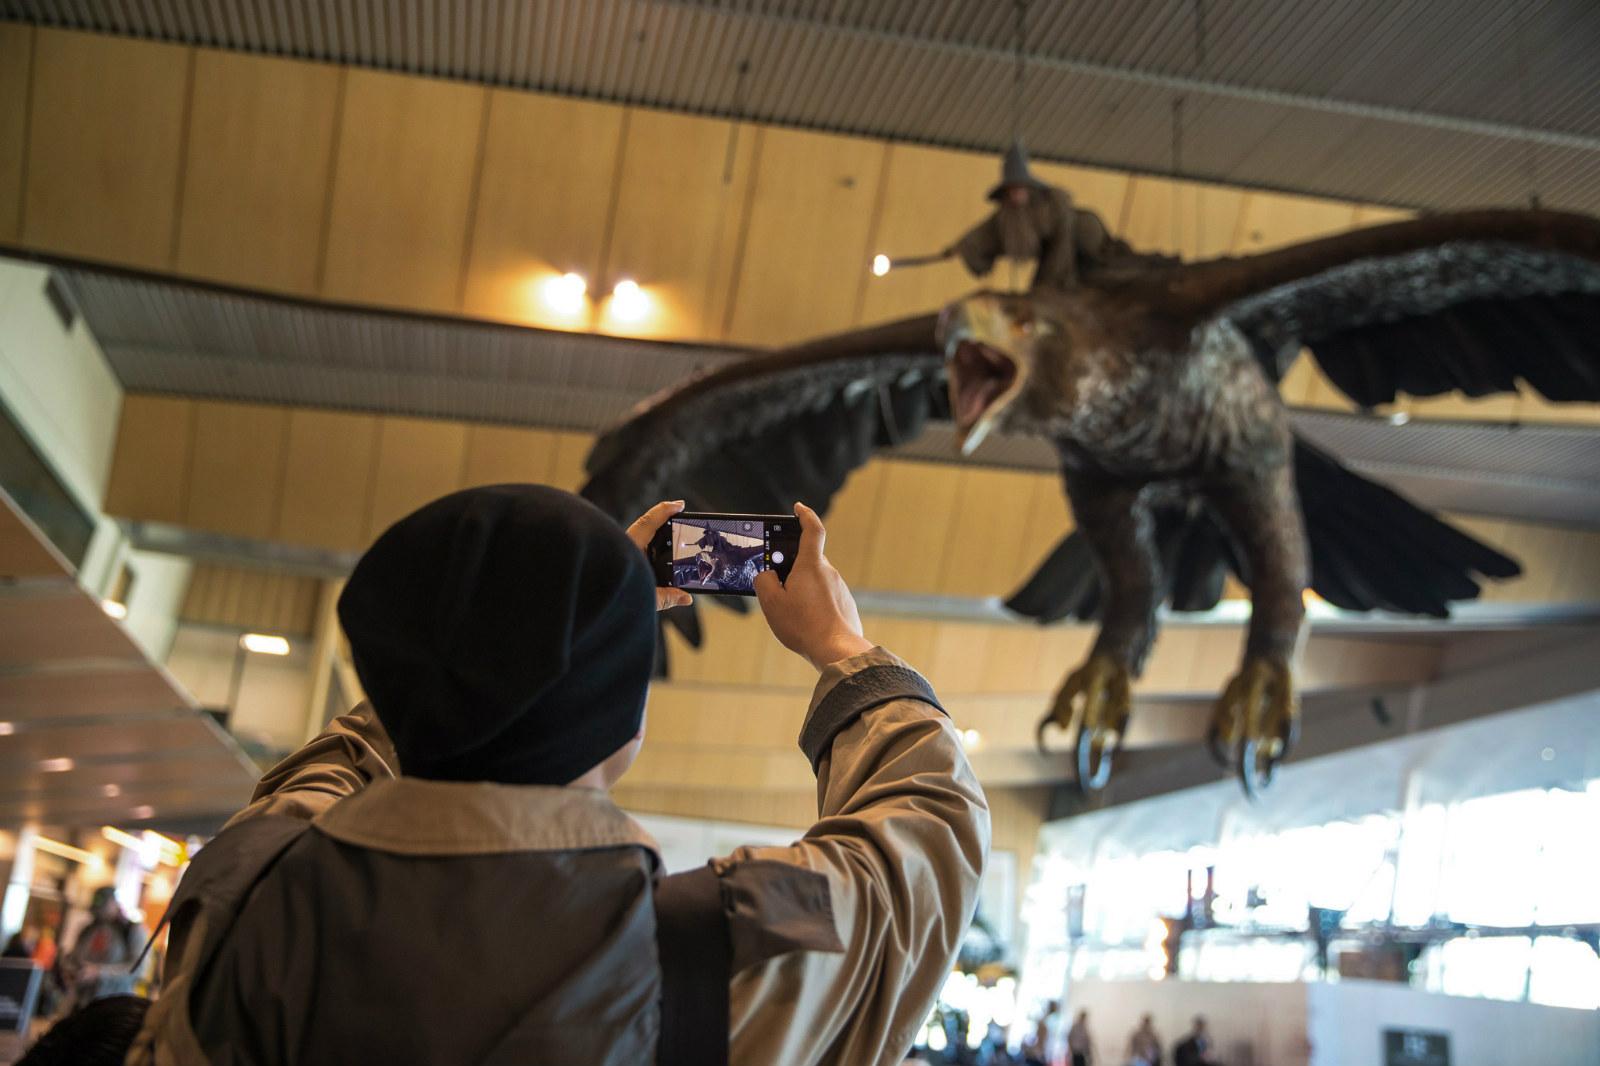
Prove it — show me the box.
[1173,1017,1216,1066]
[1067,1008,1094,1066]
[1127,1013,1161,1066]
[60,887,141,1012]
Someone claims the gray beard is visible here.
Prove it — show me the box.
[997,204,1042,260]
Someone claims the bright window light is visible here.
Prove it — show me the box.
[240,633,291,656]
[38,757,74,773]
[101,599,128,620]
[871,253,890,277]
[541,272,588,316]
[609,278,650,324]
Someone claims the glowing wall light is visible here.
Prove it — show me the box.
[609,278,650,324]
[541,272,588,316]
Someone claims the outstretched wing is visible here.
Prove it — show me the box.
[582,311,947,531]
[1174,208,1600,404]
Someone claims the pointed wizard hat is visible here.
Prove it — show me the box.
[986,139,1051,201]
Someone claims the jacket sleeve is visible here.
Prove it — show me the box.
[222,702,399,829]
[949,213,1002,276]
[722,647,990,1066]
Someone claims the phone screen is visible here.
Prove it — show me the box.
[657,514,797,595]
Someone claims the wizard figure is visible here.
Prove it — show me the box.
[944,140,1138,290]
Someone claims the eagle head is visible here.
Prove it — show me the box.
[937,291,1056,455]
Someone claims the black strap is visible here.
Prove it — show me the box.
[800,663,946,771]
[653,866,731,1066]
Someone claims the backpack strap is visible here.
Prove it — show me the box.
[653,865,731,1066]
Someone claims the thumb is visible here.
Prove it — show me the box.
[794,502,826,562]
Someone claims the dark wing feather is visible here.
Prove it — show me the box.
[582,312,946,525]
[1170,209,1600,405]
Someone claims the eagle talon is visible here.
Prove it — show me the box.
[1213,656,1298,798]
[1034,654,1132,792]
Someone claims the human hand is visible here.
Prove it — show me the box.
[626,500,694,611]
[754,502,874,671]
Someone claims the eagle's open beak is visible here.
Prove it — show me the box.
[939,295,1029,456]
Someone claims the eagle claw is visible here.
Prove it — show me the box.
[1036,654,1132,792]
[1210,656,1299,798]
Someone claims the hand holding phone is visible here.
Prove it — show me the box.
[625,500,694,611]
[753,503,874,671]
[646,510,801,596]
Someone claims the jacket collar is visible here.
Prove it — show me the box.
[313,777,660,860]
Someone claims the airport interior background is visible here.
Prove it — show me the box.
[0,2,1598,1063]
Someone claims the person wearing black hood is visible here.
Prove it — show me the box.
[128,486,988,1066]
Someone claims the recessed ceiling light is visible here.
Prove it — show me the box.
[129,805,156,820]
[0,721,14,736]
[239,633,291,656]
[38,757,74,773]
[872,253,891,277]
[101,600,128,620]
[101,783,122,798]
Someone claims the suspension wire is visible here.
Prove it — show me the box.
[1171,97,1184,253]
[1513,2,1541,208]
[1009,0,1029,291]
[722,58,752,185]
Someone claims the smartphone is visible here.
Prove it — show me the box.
[648,512,801,596]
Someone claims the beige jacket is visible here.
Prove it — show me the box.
[145,646,988,1066]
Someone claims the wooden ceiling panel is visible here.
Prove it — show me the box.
[175,50,341,296]
[0,667,187,720]
[0,23,30,243]
[857,143,995,326]
[861,461,964,593]
[725,127,887,346]
[0,489,70,581]
[363,415,469,538]
[461,424,563,489]
[462,92,624,329]
[0,781,253,827]
[319,69,486,312]
[0,714,220,764]
[0,752,250,801]
[938,467,1045,599]
[104,394,196,526]
[605,109,756,342]
[185,401,289,538]
[0,592,143,667]
[21,29,190,269]
[277,408,381,552]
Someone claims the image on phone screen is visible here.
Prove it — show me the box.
[669,517,768,593]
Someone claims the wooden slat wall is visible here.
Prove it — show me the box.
[106,394,1600,612]
[181,563,321,637]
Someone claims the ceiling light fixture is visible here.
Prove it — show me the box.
[0,721,14,736]
[609,278,650,324]
[542,272,588,316]
[33,836,102,866]
[101,783,122,798]
[38,757,74,773]
[101,600,128,620]
[239,633,291,656]
[872,254,891,277]
[130,805,156,820]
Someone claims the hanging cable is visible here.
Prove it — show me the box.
[1011,0,1029,145]
[1513,3,1542,209]
[1171,97,1185,253]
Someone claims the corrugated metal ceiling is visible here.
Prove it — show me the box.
[3,0,1598,213]
[48,260,1600,528]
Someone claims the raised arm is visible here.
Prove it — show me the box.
[726,504,990,1066]
[222,704,399,828]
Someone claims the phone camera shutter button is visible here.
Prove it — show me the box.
[772,551,785,564]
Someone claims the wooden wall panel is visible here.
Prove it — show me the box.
[320,69,486,312]
[104,395,195,524]
[461,92,624,328]
[822,463,888,584]
[725,128,886,346]
[181,563,320,636]
[862,461,964,592]
[938,467,1045,598]
[1120,177,1248,260]
[277,409,379,552]
[0,23,31,243]
[185,402,288,538]
[547,431,595,493]
[364,416,469,537]
[22,29,191,269]
[175,51,341,296]
[857,143,995,326]
[1234,190,1360,252]
[605,109,756,341]
[460,424,561,487]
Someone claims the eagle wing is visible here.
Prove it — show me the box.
[1173,208,1600,403]
[581,312,947,534]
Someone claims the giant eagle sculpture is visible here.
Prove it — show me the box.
[582,210,1600,794]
